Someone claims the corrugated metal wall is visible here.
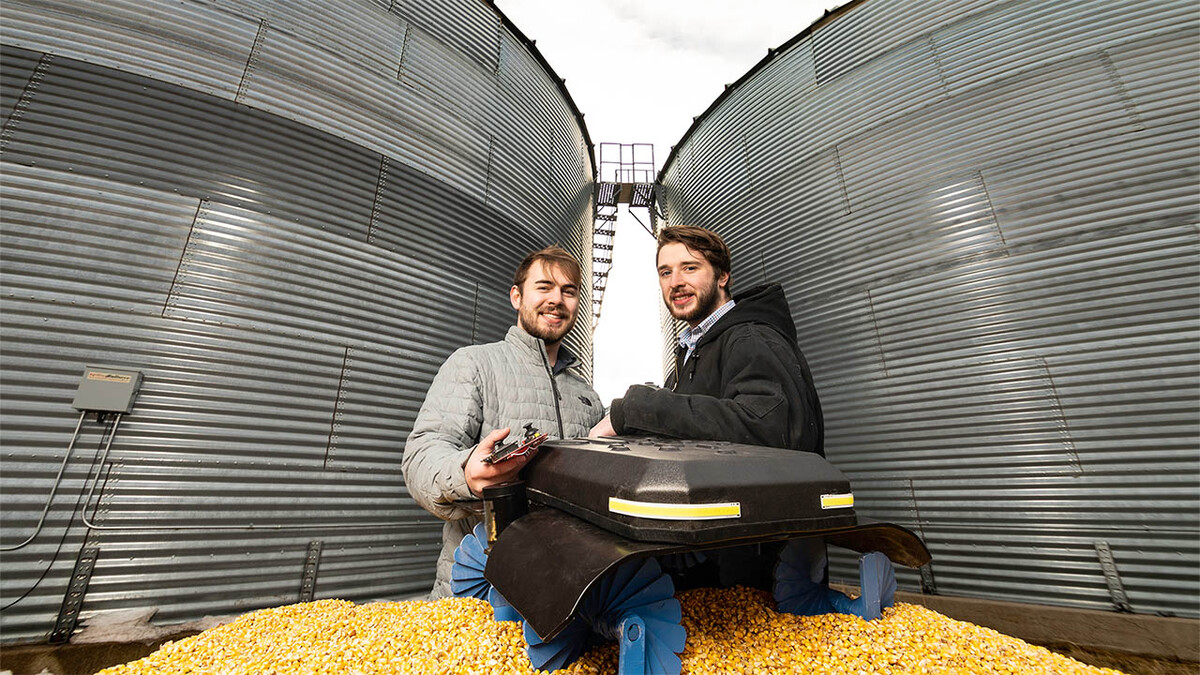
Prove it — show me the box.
[0,0,595,644]
[656,0,1199,618]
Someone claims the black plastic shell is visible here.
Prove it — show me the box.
[522,436,857,545]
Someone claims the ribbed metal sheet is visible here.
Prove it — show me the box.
[241,20,491,203]
[214,0,405,74]
[1,56,382,234]
[3,0,257,98]
[397,0,501,73]
[811,0,988,84]
[0,0,588,230]
[0,45,42,127]
[1,0,594,644]
[658,0,1199,617]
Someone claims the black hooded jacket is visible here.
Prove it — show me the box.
[609,283,824,454]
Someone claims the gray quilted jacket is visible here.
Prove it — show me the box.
[402,324,603,599]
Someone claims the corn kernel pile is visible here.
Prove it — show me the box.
[97,588,1127,674]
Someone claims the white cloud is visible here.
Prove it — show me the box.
[607,0,830,58]
[494,0,835,404]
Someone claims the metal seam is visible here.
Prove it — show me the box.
[162,199,207,318]
[236,17,270,103]
[368,155,390,244]
[1098,48,1146,132]
[1,52,54,149]
[324,347,352,468]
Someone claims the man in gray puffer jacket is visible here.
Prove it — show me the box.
[402,245,603,599]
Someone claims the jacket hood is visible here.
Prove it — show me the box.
[698,283,798,347]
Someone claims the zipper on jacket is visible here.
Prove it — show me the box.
[539,347,565,438]
[671,345,686,391]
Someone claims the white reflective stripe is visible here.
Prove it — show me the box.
[821,493,854,509]
[608,497,741,520]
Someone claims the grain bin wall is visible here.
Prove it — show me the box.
[657,0,1199,618]
[0,0,594,643]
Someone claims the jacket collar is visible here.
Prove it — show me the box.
[505,324,577,374]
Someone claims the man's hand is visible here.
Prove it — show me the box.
[464,428,537,497]
[589,414,616,438]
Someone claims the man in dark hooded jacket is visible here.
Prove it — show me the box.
[589,225,823,590]
[589,225,823,455]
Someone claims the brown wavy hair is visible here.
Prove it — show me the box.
[657,226,733,291]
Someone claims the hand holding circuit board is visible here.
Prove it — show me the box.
[483,423,548,464]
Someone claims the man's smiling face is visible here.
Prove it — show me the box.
[657,242,729,327]
[511,259,579,344]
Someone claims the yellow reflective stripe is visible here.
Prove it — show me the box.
[821,493,854,509]
[608,497,741,520]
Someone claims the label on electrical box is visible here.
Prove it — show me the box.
[87,372,132,383]
[73,366,143,413]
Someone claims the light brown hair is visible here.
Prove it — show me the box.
[512,245,583,290]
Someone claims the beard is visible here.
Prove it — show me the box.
[518,302,575,344]
[668,276,724,324]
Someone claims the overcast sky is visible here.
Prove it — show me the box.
[494,0,838,404]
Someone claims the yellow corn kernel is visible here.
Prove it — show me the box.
[96,588,1129,674]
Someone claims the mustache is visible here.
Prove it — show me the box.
[534,304,569,319]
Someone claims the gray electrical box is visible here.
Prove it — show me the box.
[71,366,143,413]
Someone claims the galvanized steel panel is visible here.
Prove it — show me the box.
[239,24,491,203]
[984,122,1198,246]
[489,133,585,241]
[750,34,947,178]
[811,0,987,84]
[401,25,501,128]
[820,356,1085,479]
[0,0,590,226]
[367,155,535,296]
[1,0,594,644]
[1,166,198,311]
[2,0,256,98]
[0,45,42,128]
[1,58,382,233]
[838,52,1145,212]
[659,0,1199,618]
[214,0,406,74]
[498,30,587,179]
[1102,26,1199,128]
[933,1,1193,97]
[767,171,1008,309]
[396,0,501,73]
[164,201,477,350]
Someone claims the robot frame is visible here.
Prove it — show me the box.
[450,434,931,674]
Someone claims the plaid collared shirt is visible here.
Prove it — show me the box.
[678,299,736,364]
